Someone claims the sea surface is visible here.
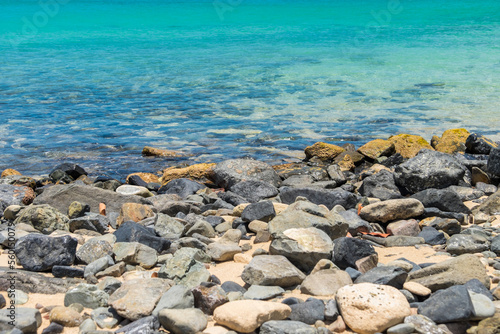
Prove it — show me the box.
[1,0,499,179]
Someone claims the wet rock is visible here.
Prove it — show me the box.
[446,234,489,255]
[357,139,395,160]
[192,283,229,315]
[64,284,109,309]
[49,306,82,327]
[69,214,110,234]
[332,237,378,271]
[108,278,173,321]
[289,298,325,325]
[113,242,157,269]
[241,200,276,223]
[411,188,470,214]
[305,142,344,161]
[269,227,333,272]
[14,204,69,234]
[355,266,408,289]
[241,255,306,287]
[158,178,206,199]
[359,170,402,200]
[336,283,411,334]
[418,285,474,323]
[213,159,281,189]
[260,320,318,334]
[279,187,358,210]
[114,221,170,253]
[152,285,195,316]
[229,180,278,203]
[359,198,424,223]
[213,300,291,333]
[466,133,498,155]
[15,234,77,271]
[394,149,467,194]
[158,308,207,334]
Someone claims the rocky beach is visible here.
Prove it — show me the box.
[2,128,500,334]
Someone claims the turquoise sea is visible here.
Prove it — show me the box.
[1,0,499,178]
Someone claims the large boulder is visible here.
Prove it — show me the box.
[229,180,279,203]
[14,204,69,234]
[212,159,281,189]
[411,188,470,214]
[466,133,498,155]
[357,139,395,160]
[359,198,424,223]
[279,187,358,210]
[304,142,344,161]
[15,234,77,272]
[358,170,402,200]
[388,134,433,159]
[33,184,151,215]
[394,149,467,193]
[431,128,470,154]
[268,201,348,240]
[241,255,306,288]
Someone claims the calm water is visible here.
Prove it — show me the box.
[1,0,499,179]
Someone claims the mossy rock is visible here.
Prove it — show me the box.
[161,163,215,185]
[388,134,433,158]
[432,128,470,154]
[304,142,344,161]
[1,168,21,178]
[357,139,395,160]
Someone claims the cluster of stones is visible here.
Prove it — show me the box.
[1,128,500,334]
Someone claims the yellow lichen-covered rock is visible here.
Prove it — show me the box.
[160,163,215,185]
[126,172,160,184]
[388,134,433,158]
[1,168,21,177]
[357,139,395,160]
[432,128,470,154]
[338,155,355,172]
[142,146,184,157]
[304,142,344,161]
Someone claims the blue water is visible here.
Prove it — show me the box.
[1,0,499,179]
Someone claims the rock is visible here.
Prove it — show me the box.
[41,322,64,334]
[192,284,229,315]
[387,219,420,236]
[76,239,113,265]
[446,234,489,255]
[213,159,281,189]
[12,290,28,305]
[113,242,157,269]
[411,188,470,214]
[91,307,122,329]
[305,142,344,161]
[420,217,461,236]
[207,243,242,262]
[327,164,347,185]
[241,255,306,287]
[403,282,431,297]
[337,209,372,236]
[432,128,470,154]
[488,147,500,176]
[158,251,211,288]
[359,170,402,200]
[382,236,425,247]
[355,266,408,289]
[154,213,185,240]
[466,133,498,154]
[229,181,278,203]
[0,184,34,208]
[268,201,348,241]
[15,234,77,271]
[465,279,494,300]
[3,204,22,220]
[108,278,173,321]
[96,261,125,278]
[469,291,495,320]
[279,187,358,210]
[403,315,445,334]
[158,178,206,199]
[394,149,467,194]
[448,185,484,201]
[472,168,491,186]
[0,270,82,294]
[67,201,90,219]
[0,308,42,334]
[289,298,325,325]
[160,163,215,185]
[386,323,415,334]
[152,285,194,316]
[142,146,183,157]
[241,201,276,223]
[336,283,411,334]
[243,285,285,300]
[115,185,153,198]
[69,213,110,234]
[418,285,474,323]
[332,237,378,271]
[476,182,497,195]
[158,308,208,334]
[14,204,69,234]
[49,306,82,327]
[213,300,291,333]
[475,314,500,334]
[388,134,433,159]
[84,255,114,279]
[114,221,170,253]
[64,284,109,309]
[324,299,340,321]
[116,203,155,226]
[33,184,151,215]
[359,198,424,223]
[407,254,490,292]
[221,281,247,294]
[1,168,21,177]
[260,320,318,334]
[358,139,395,159]
[127,172,160,185]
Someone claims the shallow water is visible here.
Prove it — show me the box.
[1,0,499,179]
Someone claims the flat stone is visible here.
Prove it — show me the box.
[158,308,208,334]
[0,270,82,294]
[446,234,489,255]
[241,255,306,288]
[403,282,431,296]
[49,306,82,327]
[355,266,408,289]
[259,320,318,334]
[207,243,242,262]
[243,285,285,300]
[359,198,425,223]
[300,269,352,296]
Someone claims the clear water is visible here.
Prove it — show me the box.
[1,0,499,179]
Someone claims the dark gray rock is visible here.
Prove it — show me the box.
[0,308,41,334]
[279,187,358,210]
[157,308,207,334]
[15,234,77,272]
[41,322,64,334]
[260,320,319,334]
[359,170,402,200]
[324,299,339,321]
[127,175,149,187]
[229,180,278,203]
[114,221,170,253]
[411,188,470,214]
[420,208,467,224]
[221,281,247,294]
[241,201,276,223]
[446,234,490,255]
[0,270,82,294]
[51,163,87,180]
[0,184,32,208]
[213,159,281,189]
[76,239,114,265]
[288,298,325,325]
[490,235,500,255]
[418,227,446,245]
[488,147,500,176]
[448,186,485,201]
[354,266,408,289]
[52,266,84,278]
[216,191,247,206]
[0,295,5,309]
[337,209,372,236]
[345,267,362,281]
[476,182,497,196]
[152,285,194,316]
[332,237,377,270]
[394,149,467,194]
[157,178,205,199]
[465,279,494,301]
[466,133,498,155]
[69,213,110,234]
[114,316,160,334]
[327,164,347,186]
[418,285,474,323]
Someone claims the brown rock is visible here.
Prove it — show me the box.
[116,203,155,226]
[161,163,215,185]
[192,284,229,315]
[357,139,395,160]
[359,198,425,223]
[142,146,184,157]
[355,253,379,274]
[338,155,355,172]
[432,128,470,154]
[1,168,21,177]
[472,167,490,185]
[403,282,431,297]
[49,306,82,327]
[300,269,352,296]
[388,134,433,158]
[387,219,420,236]
[126,172,160,184]
[304,142,344,161]
[328,315,346,333]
